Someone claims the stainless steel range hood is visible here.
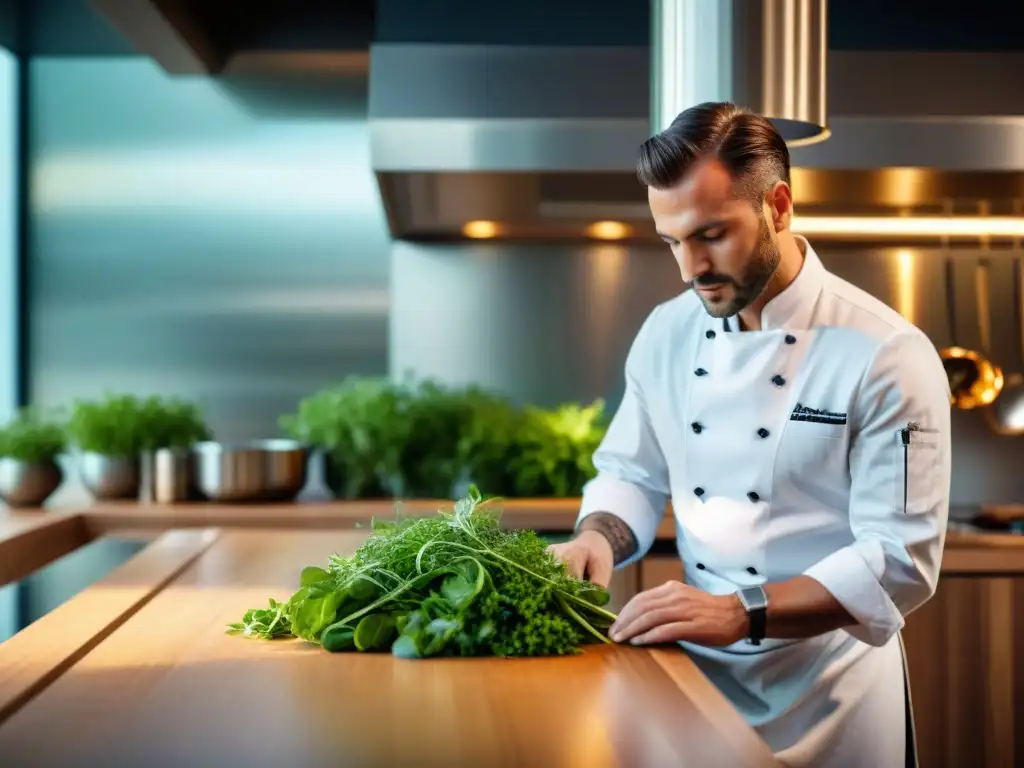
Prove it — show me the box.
[369,40,1024,242]
[650,0,828,144]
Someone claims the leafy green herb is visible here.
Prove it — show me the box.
[0,407,67,463]
[279,376,608,500]
[226,598,293,639]
[68,393,211,457]
[510,400,608,498]
[138,396,212,451]
[279,376,412,499]
[227,487,617,658]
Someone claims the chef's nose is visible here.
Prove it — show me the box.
[677,244,711,282]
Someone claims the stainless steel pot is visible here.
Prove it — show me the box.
[0,458,64,508]
[154,448,200,503]
[193,439,310,503]
[80,453,141,500]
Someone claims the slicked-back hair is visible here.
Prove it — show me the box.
[637,102,791,203]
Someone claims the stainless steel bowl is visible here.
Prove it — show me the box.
[80,453,141,500]
[0,458,64,508]
[192,439,310,503]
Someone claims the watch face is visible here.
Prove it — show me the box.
[740,587,767,611]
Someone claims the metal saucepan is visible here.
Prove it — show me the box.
[192,439,311,503]
[939,258,1003,410]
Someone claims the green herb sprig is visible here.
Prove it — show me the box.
[228,487,617,658]
[67,393,211,457]
[0,407,68,463]
[510,400,607,498]
[279,376,609,500]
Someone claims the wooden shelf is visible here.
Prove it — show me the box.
[3,499,1021,586]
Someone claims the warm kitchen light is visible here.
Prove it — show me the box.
[793,215,1024,239]
[586,221,632,240]
[894,249,916,325]
[462,220,501,239]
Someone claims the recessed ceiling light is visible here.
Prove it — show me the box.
[462,220,501,239]
[586,221,632,240]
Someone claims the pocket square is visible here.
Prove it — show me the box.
[790,403,847,425]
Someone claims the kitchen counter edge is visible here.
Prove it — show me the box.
[0,498,1021,575]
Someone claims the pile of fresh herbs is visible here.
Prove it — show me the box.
[227,487,617,658]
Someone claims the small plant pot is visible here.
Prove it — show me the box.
[322,453,392,500]
[0,458,64,508]
[80,452,141,500]
[323,452,348,498]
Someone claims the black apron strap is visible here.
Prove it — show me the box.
[898,632,919,768]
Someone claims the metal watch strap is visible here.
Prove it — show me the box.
[737,586,768,646]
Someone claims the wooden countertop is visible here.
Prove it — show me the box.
[0,528,780,768]
[2,498,1023,583]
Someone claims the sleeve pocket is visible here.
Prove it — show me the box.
[895,427,942,516]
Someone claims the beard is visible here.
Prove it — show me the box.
[692,216,780,319]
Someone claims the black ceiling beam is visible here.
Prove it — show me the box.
[87,0,226,74]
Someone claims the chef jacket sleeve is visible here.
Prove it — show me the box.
[803,329,951,647]
[576,306,672,568]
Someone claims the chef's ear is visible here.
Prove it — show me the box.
[766,181,793,232]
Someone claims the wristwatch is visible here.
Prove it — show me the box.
[736,586,768,646]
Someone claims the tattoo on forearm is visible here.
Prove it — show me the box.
[577,512,638,565]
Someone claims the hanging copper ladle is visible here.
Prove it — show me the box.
[939,258,1004,410]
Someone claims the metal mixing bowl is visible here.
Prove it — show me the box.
[192,439,310,503]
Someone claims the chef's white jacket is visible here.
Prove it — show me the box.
[578,236,951,767]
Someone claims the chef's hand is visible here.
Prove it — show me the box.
[547,530,614,588]
[609,580,748,647]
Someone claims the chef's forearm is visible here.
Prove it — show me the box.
[575,512,639,565]
[758,576,857,639]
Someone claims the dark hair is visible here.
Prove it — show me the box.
[637,102,791,200]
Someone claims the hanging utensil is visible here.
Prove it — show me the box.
[986,200,1024,433]
[939,199,1003,409]
[939,258,1004,410]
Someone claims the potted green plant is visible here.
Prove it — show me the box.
[141,396,212,502]
[393,379,487,498]
[509,400,608,498]
[281,375,607,502]
[68,393,149,500]
[68,393,211,501]
[0,407,68,508]
[453,389,525,498]
[140,396,212,453]
[281,377,410,500]
[283,376,502,500]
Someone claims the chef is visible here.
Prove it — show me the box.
[549,102,951,767]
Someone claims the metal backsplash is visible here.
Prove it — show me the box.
[391,241,1024,508]
[26,56,1024,509]
[28,57,391,502]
